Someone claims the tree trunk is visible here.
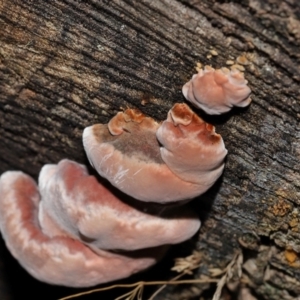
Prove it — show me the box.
[0,0,299,299]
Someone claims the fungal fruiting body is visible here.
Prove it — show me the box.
[182,65,251,114]
[38,159,200,251]
[0,103,228,287]
[156,103,227,187]
[0,97,230,287]
[83,104,227,203]
[0,171,164,287]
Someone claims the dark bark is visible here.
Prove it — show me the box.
[0,0,299,299]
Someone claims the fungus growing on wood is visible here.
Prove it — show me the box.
[156,103,227,187]
[182,66,251,114]
[38,159,201,251]
[83,104,227,203]
[0,171,164,287]
[0,100,229,287]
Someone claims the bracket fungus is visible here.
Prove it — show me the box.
[0,88,232,287]
[83,103,227,203]
[182,65,251,114]
[0,171,165,287]
[38,159,200,251]
[156,103,227,188]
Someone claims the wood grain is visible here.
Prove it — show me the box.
[0,0,299,299]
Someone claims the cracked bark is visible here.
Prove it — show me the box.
[0,0,299,299]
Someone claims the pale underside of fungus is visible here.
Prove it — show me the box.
[182,65,251,114]
[0,171,167,287]
[83,103,227,203]
[38,159,200,251]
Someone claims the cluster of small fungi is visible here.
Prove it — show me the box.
[0,66,251,287]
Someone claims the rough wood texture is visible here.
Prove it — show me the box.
[0,0,299,299]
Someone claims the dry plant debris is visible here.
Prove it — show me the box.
[59,251,244,300]
[211,252,243,300]
[171,250,202,274]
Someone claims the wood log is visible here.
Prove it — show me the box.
[0,0,299,299]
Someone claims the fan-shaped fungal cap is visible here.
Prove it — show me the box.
[156,103,227,188]
[85,109,200,202]
[182,66,251,114]
[0,171,164,287]
[38,159,201,251]
[83,107,226,203]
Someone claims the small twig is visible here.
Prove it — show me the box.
[137,285,144,300]
[147,271,186,300]
[212,251,243,300]
[59,278,219,300]
[212,274,227,300]
[115,288,136,300]
[148,261,203,300]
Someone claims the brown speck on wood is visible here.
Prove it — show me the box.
[285,249,298,264]
[271,199,292,217]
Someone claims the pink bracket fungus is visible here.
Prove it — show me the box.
[156,103,228,188]
[83,103,227,203]
[0,171,165,287]
[0,100,229,287]
[182,65,252,114]
[38,159,200,252]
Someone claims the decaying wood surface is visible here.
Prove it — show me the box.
[0,1,299,299]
